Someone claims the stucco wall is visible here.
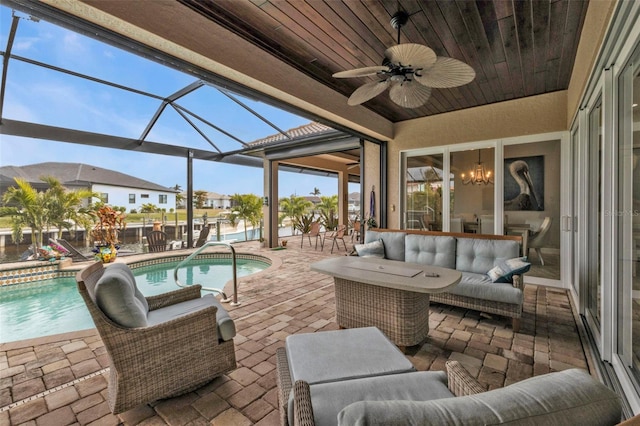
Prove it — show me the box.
[387,91,568,229]
[566,0,618,127]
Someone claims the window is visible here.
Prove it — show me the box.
[100,193,108,203]
[141,194,149,199]
[159,194,167,204]
[129,194,135,204]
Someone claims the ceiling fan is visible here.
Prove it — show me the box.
[333,11,476,109]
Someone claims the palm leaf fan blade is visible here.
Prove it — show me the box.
[333,66,388,78]
[415,57,476,88]
[385,43,437,69]
[389,80,431,108]
[347,80,390,106]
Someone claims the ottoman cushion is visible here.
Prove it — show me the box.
[285,327,414,385]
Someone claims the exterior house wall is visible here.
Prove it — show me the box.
[92,184,176,212]
[204,194,231,209]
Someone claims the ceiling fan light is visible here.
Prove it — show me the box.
[347,80,390,105]
[389,80,431,108]
[415,57,476,88]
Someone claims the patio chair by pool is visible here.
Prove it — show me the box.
[50,238,90,261]
[76,261,236,413]
[146,230,168,252]
[194,224,210,247]
[302,221,323,249]
[326,224,348,253]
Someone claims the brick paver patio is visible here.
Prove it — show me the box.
[0,239,592,425]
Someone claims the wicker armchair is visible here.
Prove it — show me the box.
[76,261,236,413]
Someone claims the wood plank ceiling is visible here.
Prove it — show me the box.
[178,0,588,123]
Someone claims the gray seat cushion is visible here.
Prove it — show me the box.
[442,271,523,305]
[95,263,149,328]
[285,327,415,426]
[365,230,406,261]
[338,368,622,426]
[455,238,520,274]
[405,235,456,268]
[147,293,236,341]
[311,371,451,426]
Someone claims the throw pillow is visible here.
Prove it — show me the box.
[487,257,531,283]
[354,239,385,258]
[95,264,149,328]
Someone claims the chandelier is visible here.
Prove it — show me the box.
[461,150,493,185]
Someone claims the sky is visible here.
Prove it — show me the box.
[0,6,356,198]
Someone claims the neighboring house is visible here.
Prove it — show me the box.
[204,192,231,209]
[347,192,360,215]
[0,162,178,212]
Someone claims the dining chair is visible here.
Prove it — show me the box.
[450,217,463,233]
[526,217,553,265]
[480,215,494,234]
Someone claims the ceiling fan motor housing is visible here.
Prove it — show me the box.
[390,11,408,30]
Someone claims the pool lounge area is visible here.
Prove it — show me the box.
[0,238,595,425]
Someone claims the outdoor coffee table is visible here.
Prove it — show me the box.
[311,256,461,348]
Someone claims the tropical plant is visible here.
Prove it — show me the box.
[90,205,127,246]
[293,212,317,235]
[140,203,159,214]
[317,195,339,231]
[0,178,48,249]
[0,177,95,249]
[42,176,95,239]
[279,195,312,234]
[310,187,321,196]
[230,193,263,241]
[194,190,208,209]
[173,184,185,208]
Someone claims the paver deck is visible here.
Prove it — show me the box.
[0,238,593,425]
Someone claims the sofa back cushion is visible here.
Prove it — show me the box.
[405,235,456,269]
[95,263,149,328]
[365,230,406,261]
[455,238,519,274]
[338,368,622,426]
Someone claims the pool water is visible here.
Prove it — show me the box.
[0,258,269,343]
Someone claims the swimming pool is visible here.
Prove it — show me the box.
[0,255,270,343]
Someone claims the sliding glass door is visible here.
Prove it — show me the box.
[586,96,603,338]
[616,45,640,395]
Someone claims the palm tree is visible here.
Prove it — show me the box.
[279,195,312,234]
[230,193,263,241]
[194,190,208,209]
[317,195,339,231]
[41,176,95,239]
[173,184,185,208]
[310,187,321,196]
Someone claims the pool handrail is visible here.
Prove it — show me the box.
[173,241,240,306]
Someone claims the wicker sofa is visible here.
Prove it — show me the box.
[290,361,622,426]
[362,229,526,331]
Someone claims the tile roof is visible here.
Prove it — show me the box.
[0,162,174,192]
[247,122,338,147]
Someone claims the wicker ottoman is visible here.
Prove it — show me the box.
[275,327,414,426]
